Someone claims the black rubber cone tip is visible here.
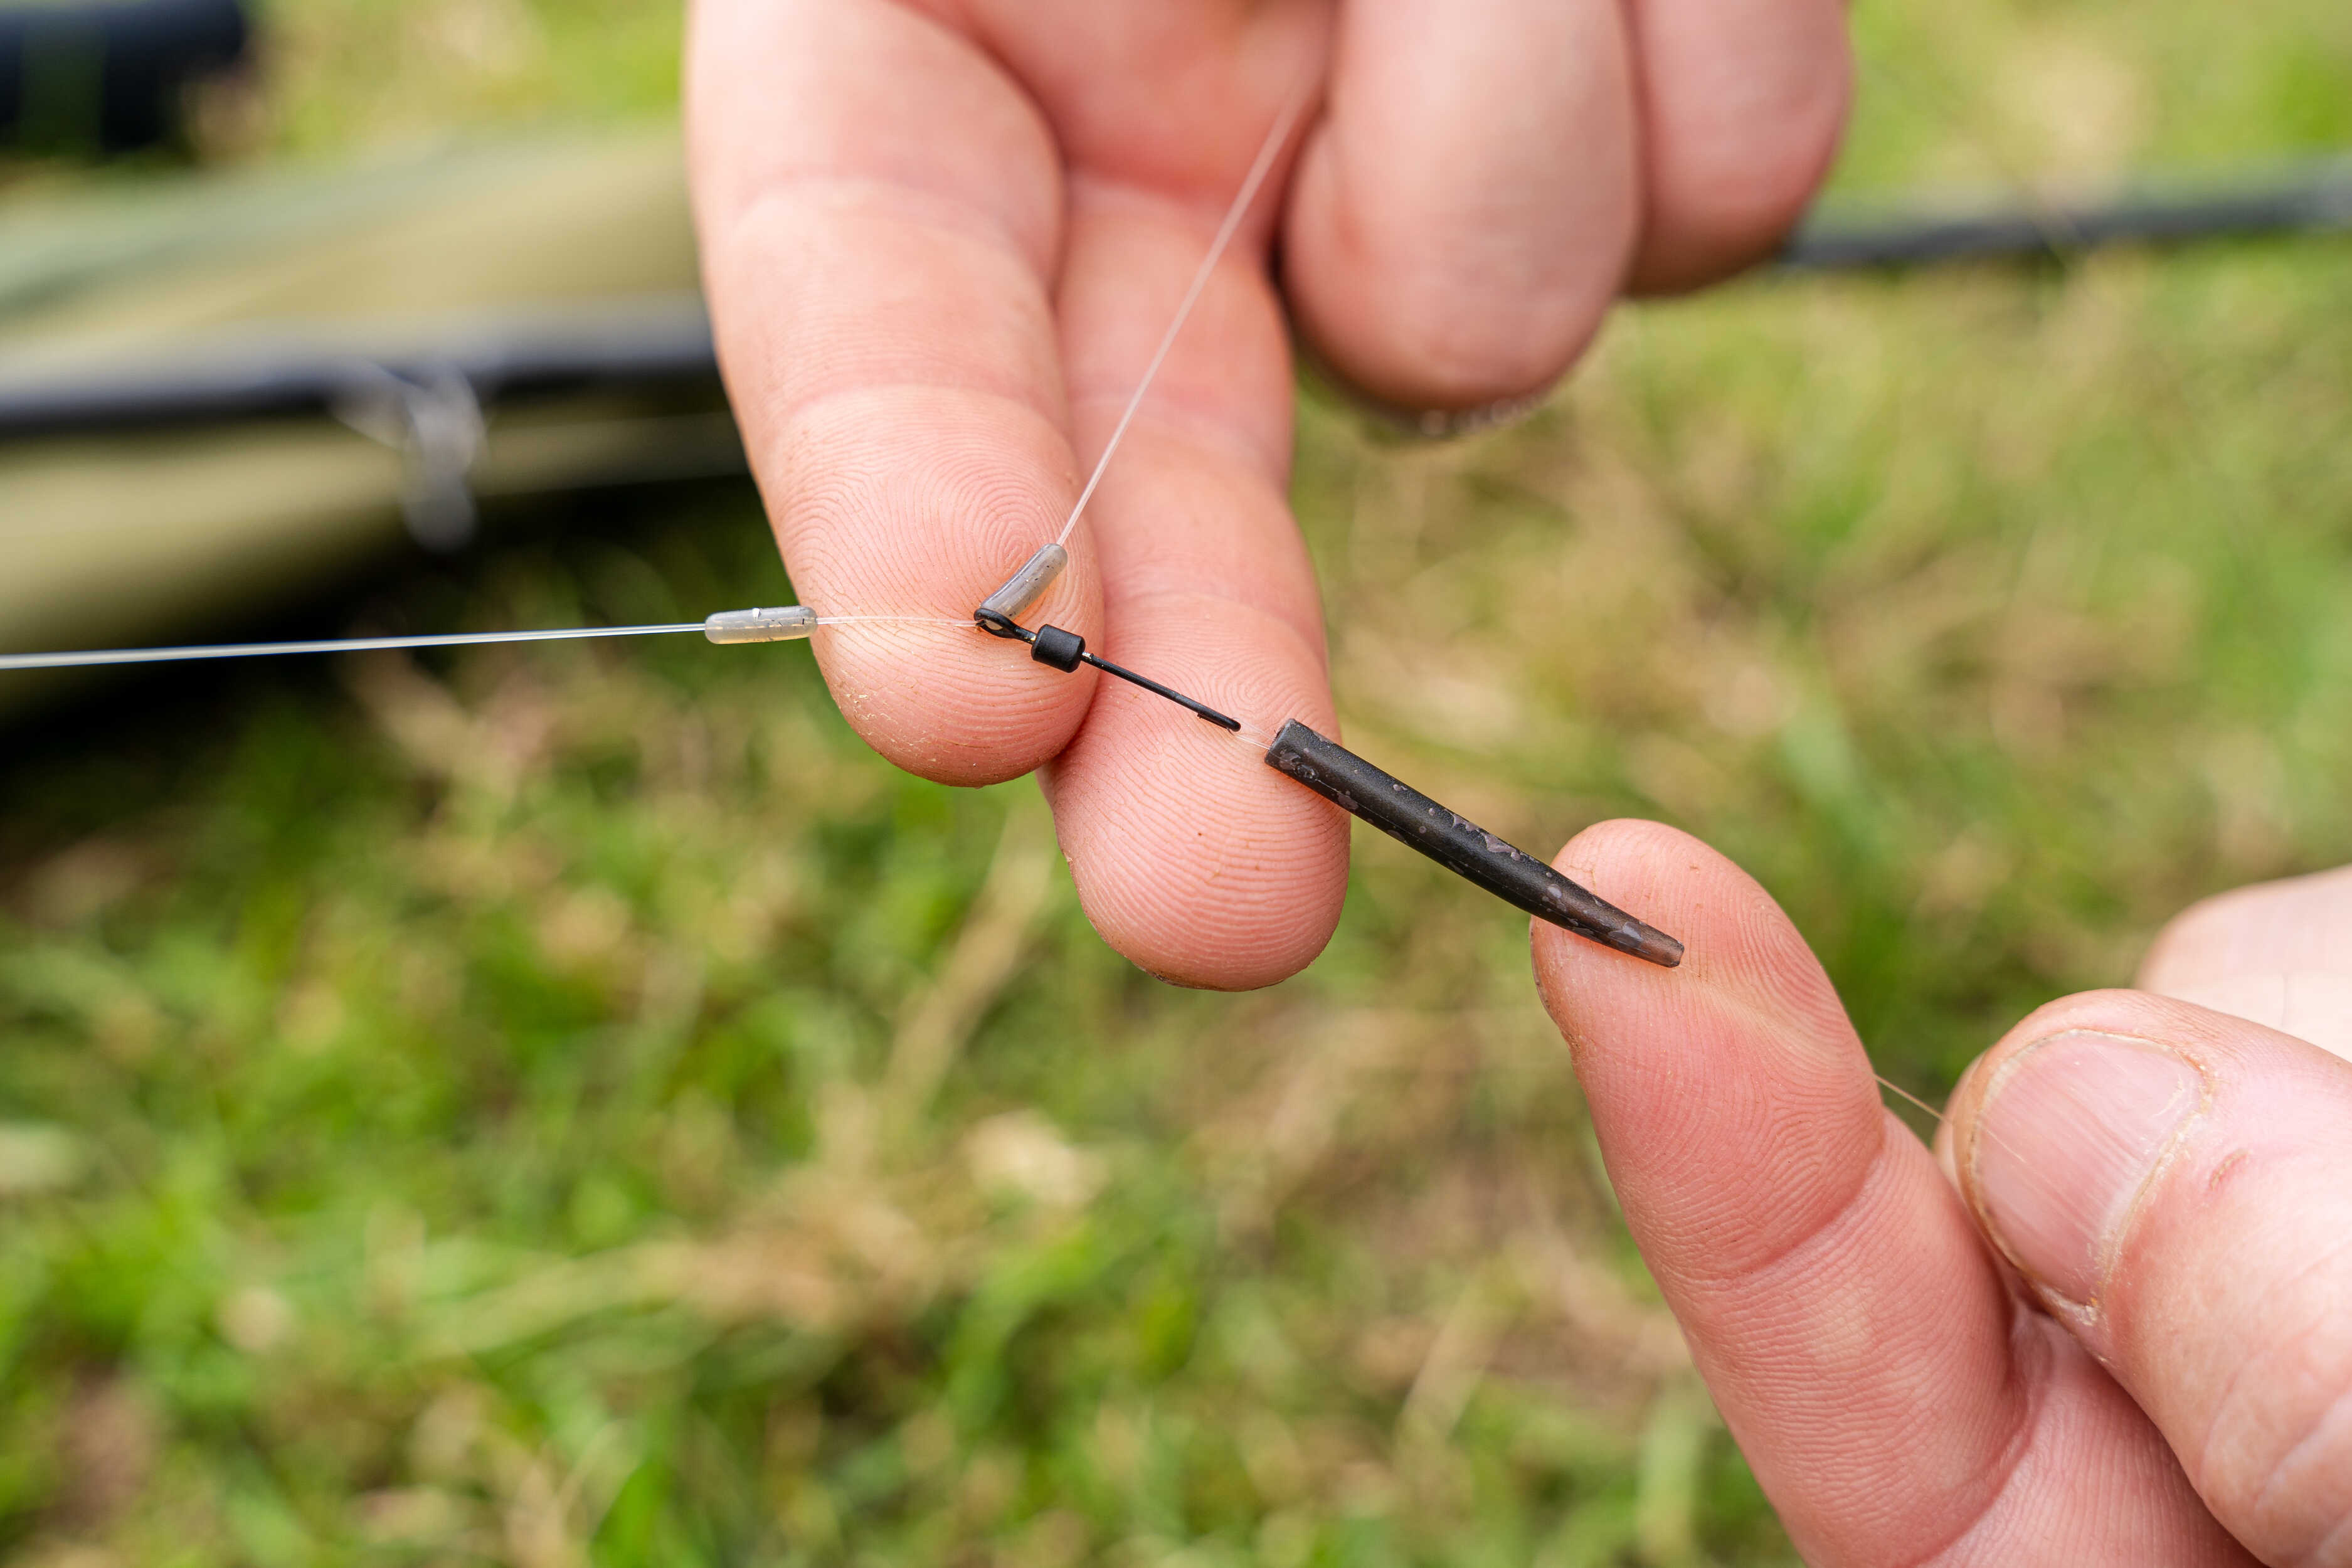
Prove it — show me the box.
[1263,720,1685,967]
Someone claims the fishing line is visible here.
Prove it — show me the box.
[1052,75,1313,552]
[0,614,975,671]
[1877,1073,1947,1125]
[973,75,1316,630]
[1877,1070,2042,1175]
[0,623,707,672]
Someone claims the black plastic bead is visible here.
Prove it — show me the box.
[1030,623,1086,672]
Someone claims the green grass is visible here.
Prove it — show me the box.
[3,1,2351,1563]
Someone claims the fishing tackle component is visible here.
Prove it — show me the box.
[965,592,1685,966]
[1264,721,1683,966]
[975,544,1070,627]
[972,608,1242,733]
[0,74,1687,968]
[702,605,817,644]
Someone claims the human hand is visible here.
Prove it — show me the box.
[1534,823,2352,1565]
[685,1,1849,987]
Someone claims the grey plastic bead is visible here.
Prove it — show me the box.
[703,605,818,644]
[976,543,1069,624]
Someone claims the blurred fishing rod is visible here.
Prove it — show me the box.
[0,298,733,551]
[1776,156,2352,271]
[0,157,2346,451]
[0,298,720,441]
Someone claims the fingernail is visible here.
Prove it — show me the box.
[1969,1030,2204,1304]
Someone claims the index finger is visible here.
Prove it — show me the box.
[686,0,1099,783]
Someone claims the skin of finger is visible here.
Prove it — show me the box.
[1040,191,1346,990]
[1949,990,2352,1564]
[1620,0,1851,292]
[1042,583,1345,989]
[1056,191,1322,638]
[687,0,1100,783]
[2136,864,2352,1061]
[1534,821,2243,1565]
[1281,0,1640,412]
[946,0,1333,196]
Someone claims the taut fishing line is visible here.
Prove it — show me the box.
[0,615,973,672]
[1055,81,1311,552]
[0,623,707,672]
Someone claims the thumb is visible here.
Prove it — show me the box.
[1949,990,2352,1565]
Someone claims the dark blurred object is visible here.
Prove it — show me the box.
[0,135,704,707]
[1780,158,2352,271]
[0,0,250,157]
[0,299,729,550]
[0,303,722,439]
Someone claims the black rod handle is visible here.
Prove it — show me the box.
[1264,720,1684,967]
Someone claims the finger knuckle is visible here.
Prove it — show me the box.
[2139,864,2352,990]
[2141,884,2274,985]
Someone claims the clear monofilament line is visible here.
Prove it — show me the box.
[1053,78,1313,549]
[0,604,1009,670]
[0,623,709,672]
[1877,1073,1946,1124]
[0,612,990,670]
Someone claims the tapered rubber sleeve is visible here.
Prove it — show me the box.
[1264,720,1683,966]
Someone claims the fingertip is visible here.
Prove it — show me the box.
[1054,727,1348,990]
[813,621,1094,786]
[1532,818,1845,1059]
[687,0,1096,794]
[1940,985,2328,1228]
[1043,607,1348,992]
[1624,92,1848,294]
[1283,137,1618,414]
[2132,866,2352,1060]
[1532,818,1697,1030]
[1622,0,1851,294]
[1530,820,1892,1283]
[770,390,1103,787]
[1279,0,1638,416]
[1936,985,2352,1559]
